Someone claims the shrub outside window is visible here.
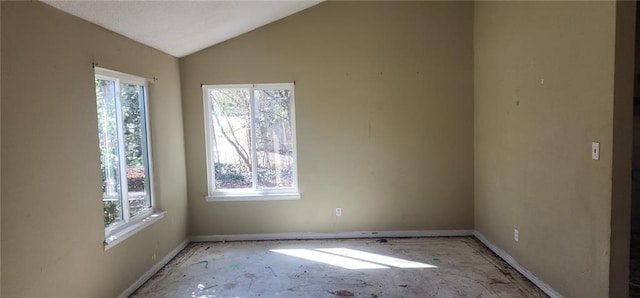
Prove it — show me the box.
[203,83,299,201]
[94,67,157,243]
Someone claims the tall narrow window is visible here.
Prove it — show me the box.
[95,68,154,236]
[203,84,299,201]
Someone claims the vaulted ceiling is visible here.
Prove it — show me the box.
[42,1,322,58]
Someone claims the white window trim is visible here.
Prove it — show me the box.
[104,209,166,250]
[95,67,164,249]
[202,83,300,202]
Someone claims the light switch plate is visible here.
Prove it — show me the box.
[592,142,600,160]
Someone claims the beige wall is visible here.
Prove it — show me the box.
[180,1,474,236]
[474,1,631,297]
[1,2,188,297]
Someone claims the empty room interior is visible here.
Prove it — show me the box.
[1,0,639,297]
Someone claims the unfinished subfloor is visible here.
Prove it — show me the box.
[131,237,547,298]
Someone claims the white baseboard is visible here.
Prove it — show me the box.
[118,239,190,298]
[190,229,474,242]
[473,231,563,298]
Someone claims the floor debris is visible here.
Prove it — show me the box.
[195,260,208,269]
[330,290,355,296]
[266,266,278,277]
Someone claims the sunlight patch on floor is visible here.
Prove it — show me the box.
[270,248,389,269]
[317,248,437,268]
[270,248,437,270]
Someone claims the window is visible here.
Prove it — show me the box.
[203,83,299,201]
[94,67,163,248]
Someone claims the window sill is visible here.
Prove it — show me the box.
[206,191,301,202]
[104,209,166,250]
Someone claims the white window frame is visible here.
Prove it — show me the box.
[203,83,300,202]
[94,67,165,249]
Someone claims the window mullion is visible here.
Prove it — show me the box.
[249,88,259,190]
[115,80,131,221]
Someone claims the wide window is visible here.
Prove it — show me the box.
[95,67,160,246]
[203,84,299,201]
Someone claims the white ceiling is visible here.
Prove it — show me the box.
[42,0,322,58]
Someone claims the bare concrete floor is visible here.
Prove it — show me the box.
[131,237,547,298]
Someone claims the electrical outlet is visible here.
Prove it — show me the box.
[336,208,342,217]
[514,229,519,242]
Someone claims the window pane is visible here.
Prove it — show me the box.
[96,79,123,227]
[121,84,150,217]
[210,89,252,189]
[254,89,294,189]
